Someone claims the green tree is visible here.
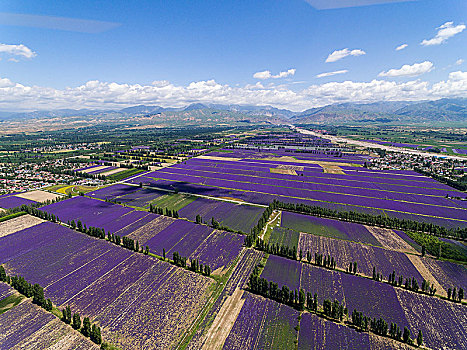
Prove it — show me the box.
[403,326,411,343]
[0,265,6,282]
[417,330,423,347]
[91,324,102,344]
[72,313,81,330]
[82,317,91,337]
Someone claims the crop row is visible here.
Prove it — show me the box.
[259,255,466,349]
[0,219,215,350]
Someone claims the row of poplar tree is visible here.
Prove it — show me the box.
[0,265,102,345]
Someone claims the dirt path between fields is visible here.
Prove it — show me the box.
[405,254,446,297]
[365,226,417,254]
[202,288,245,350]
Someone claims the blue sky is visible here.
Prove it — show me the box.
[0,0,466,111]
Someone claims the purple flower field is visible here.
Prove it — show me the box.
[261,255,302,291]
[190,229,245,271]
[0,282,13,300]
[269,227,300,250]
[340,273,410,329]
[261,254,427,334]
[281,211,382,246]
[298,233,424,280]
[298,312,371,350]
[300,263,345,303]
[396,289,467,349]
[422,258,467,292]
[0,217,215,350]
[128,158,467,226]
[0,195,37,209]
[114,187,167,206]
[223,292,299,350]
[87,184,142,200]
[41,196,152,233]
[179,197,264,232]
[0,300,55,349]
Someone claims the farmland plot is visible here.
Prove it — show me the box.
[125,214,175,242]
[0,219,216,350]
[0,214,44,238]
[0,300,98,349]
[42,196,135,232]
[340,274,410,331]
[179,197,264,232]
[281,211,382,247]
[99,266,213,350]
[87,184,142,201]
[298,233,423,280]
[190,229,245,272]
[364,226,417,254]
[222,292,299,350]
[0,282,13,300]
[0,195,37,209]
[421,258,467,294]
[298,312,370,350]
[268,227,299,251]
[129,154,467,227]
[261,255,302,291]
[188,249,264,350]
[396,289,467,350]
[115,187,167,207]
[15,190,62,203]
[300,263,345,304]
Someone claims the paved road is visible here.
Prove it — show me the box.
[296,127,467,161]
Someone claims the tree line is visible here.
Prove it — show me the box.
[61,305,102,344]
[245,204,274,246]
[253,230,458,305]
[352,309,423,346]
[0,265,102,345]
[271,200,466,240]
[149,204,179,218]
[171,251,211,276]
[247,264,423,347]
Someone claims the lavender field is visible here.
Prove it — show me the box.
[0,218,215,350]
[0,300,98,349]
[125,154,467,227]
[223,292,299,350]
[298,312,371,350]
[0,194,37,209]
[2,142,466,350]
[281,211,382,246]
[179,197,264,232]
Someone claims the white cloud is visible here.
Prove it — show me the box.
[456,59,464,66]
[253,68,296,80]
[325,48,365,63]
[253,70,272,79]
[316,70,348,78]
[0,72,466,113]
[0,43,36,59]
[395,44,408,51]
[421,22,466,46]
[378,61,434,77]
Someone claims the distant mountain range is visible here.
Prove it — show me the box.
[2,98,466,126]
[291,98,467,124]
